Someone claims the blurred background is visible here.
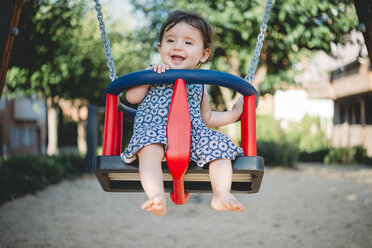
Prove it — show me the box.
[1,0,372,204]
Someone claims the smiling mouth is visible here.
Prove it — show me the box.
[171,55,185,63]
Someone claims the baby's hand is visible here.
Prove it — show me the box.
[147,64,170,74]
[232,96,244,118]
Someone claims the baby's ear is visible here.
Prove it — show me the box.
[157,42,162,51]
[200,48,211,63]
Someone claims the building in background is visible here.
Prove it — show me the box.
[308,59,372,156]
[305,32,372,156]
[0,97,46,156]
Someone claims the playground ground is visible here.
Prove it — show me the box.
[0,163,371,248]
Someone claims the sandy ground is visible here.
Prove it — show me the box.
[0,163,372,248]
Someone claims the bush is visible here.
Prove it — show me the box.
[0,153,85,204]
[324,146,372,165]
[286,115,330,153]
[299,149,330,162]
[258,140,299,167]
[256,115,299,167]
[257,115,286,143]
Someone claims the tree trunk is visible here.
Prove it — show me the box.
[251,64,268,89]
[46,97,58,155]
[85,104,98,173]
[353,0,372,65]
[77,120,87,155]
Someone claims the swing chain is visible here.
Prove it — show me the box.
[245,0,273,84]
[94,0,118,82]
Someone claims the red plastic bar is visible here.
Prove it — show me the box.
[241,98,248,155]
[114,111,123,156]
[166,78,191,204]
[102,93,118,156]
[241,95,257,156]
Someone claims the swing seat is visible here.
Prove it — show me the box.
[95,155,263,193]
[95,70,264,203]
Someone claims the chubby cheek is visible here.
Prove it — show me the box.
[160,53,170,63]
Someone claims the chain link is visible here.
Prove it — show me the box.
[94,0,118,82]
[245,0,273,84]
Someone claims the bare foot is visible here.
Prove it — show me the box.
[141,194,166,216]
[211,191,245,212]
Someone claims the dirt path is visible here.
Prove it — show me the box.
[0,163,371,248]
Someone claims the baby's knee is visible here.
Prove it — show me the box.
[138,143,165,159]
[209,158,232,166]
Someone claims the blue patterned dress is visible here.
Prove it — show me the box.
[121,83,243,167]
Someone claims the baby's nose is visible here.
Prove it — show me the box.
[173,41,183,50]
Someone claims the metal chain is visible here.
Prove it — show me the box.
[94,0,118,82]
[245,0,273,84]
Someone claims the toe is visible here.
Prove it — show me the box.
[152,197,162,206]
[141,200,152,210]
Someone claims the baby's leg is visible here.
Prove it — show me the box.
[209,159,245,212]
[137,143,166,216]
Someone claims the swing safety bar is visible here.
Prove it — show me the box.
[96,70,264,204]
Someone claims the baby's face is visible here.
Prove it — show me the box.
[158,22,210,70]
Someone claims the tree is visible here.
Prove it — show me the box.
[130,0,358,94]
[5,0,151,103]
[4,0,152,154]
[4,0,87,154]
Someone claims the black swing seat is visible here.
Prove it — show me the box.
[95,155,264,193]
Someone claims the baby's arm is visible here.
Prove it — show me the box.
[126,85,150,104]
[126,64,170,104]
[201,88,243,128]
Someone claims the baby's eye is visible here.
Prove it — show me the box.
[185,41,193,45]
[166,39,174,43]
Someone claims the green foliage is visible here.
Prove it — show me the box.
[275,115,331,163]
[6,0,85,98]
[324,146,372,165]
[257,140,298,167]
[0,153,85,205]
[299,146,372,165]
[286,115,330,152]
[4,0,358,100]
[257,115,286,143]
[3,0,359,101]
[256,115,298,167]
[299,149,330,162]
[130,0,358,93]
[5,0,152,104]
[256,114,333,166]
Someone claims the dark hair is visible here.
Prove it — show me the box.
[159,10,213,50]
